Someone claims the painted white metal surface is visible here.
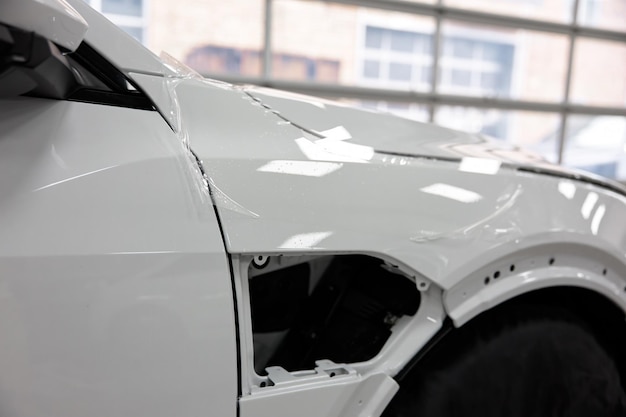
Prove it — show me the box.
[168,75,626,415]
[176,80,626,293]
[230,253,444,417]
[0,99,237,417]
[0,0,88,51]
[444,246,626,325]
[239,371,398,417]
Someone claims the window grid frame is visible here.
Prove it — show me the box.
[361,27,434,91]
[88,0,148,44]
[249,0,626,167]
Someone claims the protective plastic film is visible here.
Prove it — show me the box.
[138,53,262,218]
[410,182,524,243]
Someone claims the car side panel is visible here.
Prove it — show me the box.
[0,98,237,417]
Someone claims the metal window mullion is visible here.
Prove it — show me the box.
[297,0,626,43]
[263,0,273,80]
[557,0,581,164]
[211,75,626,115]
[428,0,443,122]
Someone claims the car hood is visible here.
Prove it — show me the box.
[244,87,543,164]
[243,86,626,194]
[177,81,626,290]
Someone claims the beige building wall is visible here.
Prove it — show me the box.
[138,0,624,148]
[147,0,264,65]
[272,1,359,82]
[571,39,626,107]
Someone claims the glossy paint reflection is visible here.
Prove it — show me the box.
[582,192,599,219]
[258,160,343,177]
[295,136,371,164]
[458,157,501,175]
[279,231,334,249]
[33,165,117,192]
[591,205,607,235]
[420,183,483,203]
[558,180,577,199]
[181,80,626,291]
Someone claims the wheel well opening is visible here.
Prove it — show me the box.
[247,254,421,374]
[384,286,626,415]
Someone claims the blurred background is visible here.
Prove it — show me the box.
[86,0,625,180]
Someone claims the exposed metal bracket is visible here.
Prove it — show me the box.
[255,360,357,391]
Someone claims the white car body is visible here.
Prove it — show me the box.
[1,1,625,416]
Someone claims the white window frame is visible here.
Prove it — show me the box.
[87,0,148,44]
[357,14,435,91]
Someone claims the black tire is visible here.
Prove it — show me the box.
[390,321,626,417]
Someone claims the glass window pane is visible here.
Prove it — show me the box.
[482,43,502,62]
[578,0,626,33]
[273,0,435,89]
[420,67,431,84]
[389,62,412,81]
[444,0,574,23]
[571,38,626,108]
[102,0,142,16]
[435,106,561,163]
[448,38,474,58]
[451,69,472,86]
[390,30,416,52]
[439,21,569,102]
[480,72,498,89]
[363,60,380,78]
[148,0,264,77]
[365,27,384,49]
[417,36,432,55]
[563,116,626,180]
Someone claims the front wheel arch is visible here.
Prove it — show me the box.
[385,286,626,416]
